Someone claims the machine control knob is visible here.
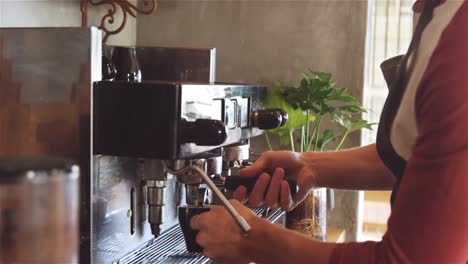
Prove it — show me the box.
[275,109,289,127]
[180,119,228,146]
[251,109,288,130]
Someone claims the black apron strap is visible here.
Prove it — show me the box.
[376,0,436,204]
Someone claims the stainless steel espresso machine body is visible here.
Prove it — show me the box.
[0,27,287,264]
[93,81,288,263]
[93,81,266,159]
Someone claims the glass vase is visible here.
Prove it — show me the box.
[286,188,327,241]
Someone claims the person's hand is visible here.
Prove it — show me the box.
[235,151,318,211]
[190,199,258,264]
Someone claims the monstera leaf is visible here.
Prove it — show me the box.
[265,70,373,152]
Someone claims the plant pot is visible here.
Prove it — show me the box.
[286,188,327,241]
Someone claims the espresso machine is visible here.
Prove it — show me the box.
[93,80,290,263]
[0,27,290,263]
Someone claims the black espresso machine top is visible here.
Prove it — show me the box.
[93,81,286,159]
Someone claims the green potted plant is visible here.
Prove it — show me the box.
[264,70,374,240]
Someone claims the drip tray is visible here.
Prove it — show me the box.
[117,208,284,264]
[117,226,210,264]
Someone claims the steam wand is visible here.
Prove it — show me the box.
[162,161,251,235]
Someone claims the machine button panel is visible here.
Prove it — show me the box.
[240,97,250,128]
[225,99,238,129]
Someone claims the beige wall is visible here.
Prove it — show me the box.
[137,0,368,241]
[0,0,136,45]
[137,0,367,148]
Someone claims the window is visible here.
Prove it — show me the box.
[362,0,414,145]
[360,0,414,241]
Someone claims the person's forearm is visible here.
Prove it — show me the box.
[244,218,335,264]
[302,144,395,190]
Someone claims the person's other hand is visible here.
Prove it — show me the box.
[235,151,318,211]
[190,200,258,264]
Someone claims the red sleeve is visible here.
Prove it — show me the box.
[330,2,468,263]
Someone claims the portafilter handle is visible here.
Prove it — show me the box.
[163,162,251,234]
[224,176,297,196]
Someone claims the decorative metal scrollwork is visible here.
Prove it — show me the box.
[81,0,157,43]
